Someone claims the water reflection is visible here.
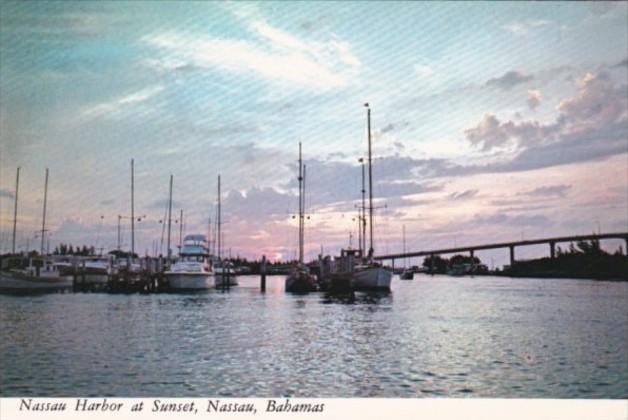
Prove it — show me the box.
[0,274,626,398]
[322,290,392,305]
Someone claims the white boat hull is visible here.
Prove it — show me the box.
[352,266,392,291]
[0,270,73,291]
[165,273,215,290]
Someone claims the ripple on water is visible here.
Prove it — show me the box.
[1,275,627,397]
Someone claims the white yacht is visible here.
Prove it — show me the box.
[80,257,111,284]
[164,234,214,290]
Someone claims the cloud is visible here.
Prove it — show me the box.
[81,85,164,119]
[147,198,183,212]
[473,213,551,227]
[464,114,555,151]
[0,189,15,200]
[466,73,627,162]
[527,89,542,110]
[223,187,294,223]
[414,64,434,78]
[502,20,551,35]
[448,189,479,200]
[485,71,534,90]
[142,20,361,90]
[380,121,409,134]
[613,57,628,68]
[518,185,572,198]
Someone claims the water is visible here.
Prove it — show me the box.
[1,274,627,398]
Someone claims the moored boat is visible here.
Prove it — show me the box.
[351,104,392,291]
[0,259,72,292]
[214,260,238,287]
[353,263,393,290]
[285,143,317,293]
[164,234,214,290]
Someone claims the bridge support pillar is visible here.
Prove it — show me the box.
[509,246,515,266]
[430,254,435,275]
[550,241,556,259]
[470,250,474,259]
[392,258,395,271]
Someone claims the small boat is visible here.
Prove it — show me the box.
[400,268,414,280]
[447,264,467,277]
[164,234,215,290]
[285,143,317,293]
[399,225,413,280]
[285,266,317,294]
[318,248,360,293]
[214,260,238,287]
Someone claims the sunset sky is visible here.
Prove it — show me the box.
[1,2,627,264]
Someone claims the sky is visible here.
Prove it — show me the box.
[0,1,627,265]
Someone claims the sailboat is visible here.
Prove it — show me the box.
[0,168,73,292]
[285,143,317,293]
[400,225,414,280]
[214,175,238,287]
[352,104,393,291]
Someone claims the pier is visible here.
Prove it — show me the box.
[374,232,628,268]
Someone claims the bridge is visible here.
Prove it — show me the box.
[374,232,628,268]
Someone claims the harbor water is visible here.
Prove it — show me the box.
[1,274,626,398]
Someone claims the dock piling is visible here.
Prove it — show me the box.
[261,255,267,292]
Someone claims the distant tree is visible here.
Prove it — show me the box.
[423,255,448,273]
[68,245,75,255]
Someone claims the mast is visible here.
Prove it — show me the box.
[179,209,183,254]
[403,224,407,268]
[11,167,19,254]
[167,174,173,260]
[207,215,212,255]
[365,103,374,258]
[160,200,168,255]
[302,164,307,265]
[217,174,221,261]
[131,158,135,257]
[40,168,49,256]
[360,158,366,256]
[298,143,303,266]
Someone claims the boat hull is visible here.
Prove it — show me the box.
[0,270,73,291]
[352,266,392,291]
[400,270,414,280]
[285,271,317,293]
[164,273,215,290]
